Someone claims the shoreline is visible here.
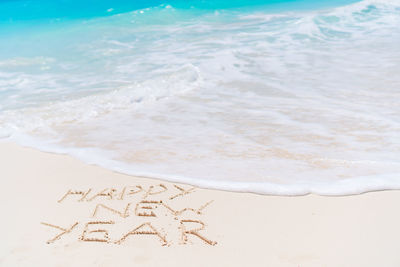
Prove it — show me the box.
[1,141,400,266]
[4,136,400,196]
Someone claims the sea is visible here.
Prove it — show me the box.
[0,0,399,195]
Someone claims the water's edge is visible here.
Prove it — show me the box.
[4,135,400,196]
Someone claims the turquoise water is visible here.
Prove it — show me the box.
[1,0,359,22]
[0,0,399,195]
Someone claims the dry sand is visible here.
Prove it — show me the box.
[1,141,400,267]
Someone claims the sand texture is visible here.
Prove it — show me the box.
[1,141,400,267]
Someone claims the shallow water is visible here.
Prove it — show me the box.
[0,0,399,195]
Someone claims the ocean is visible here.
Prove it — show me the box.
[0,0,399,195]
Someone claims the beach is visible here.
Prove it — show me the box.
[1,141,400,267]
[1,0,400,266]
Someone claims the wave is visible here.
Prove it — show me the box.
[1,0,400,195]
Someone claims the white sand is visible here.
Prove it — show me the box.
[1,141,400,267]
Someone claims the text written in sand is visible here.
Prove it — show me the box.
[41,184,217,246]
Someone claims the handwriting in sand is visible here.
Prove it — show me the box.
[41,184,217,246]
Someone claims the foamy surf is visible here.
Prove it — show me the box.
[0,0,399,195]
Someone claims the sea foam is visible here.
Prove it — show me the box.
[0,0,399,195]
